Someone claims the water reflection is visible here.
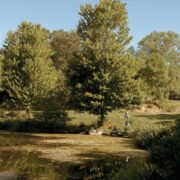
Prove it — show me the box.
[0,132,152,180]
[67,158,152,180]
[0,151,61,180]
[0,152,149,180]
[0,132,37,146]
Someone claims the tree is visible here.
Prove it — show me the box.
[0,53,2,90]
[50,30,80,71]
[168,64,180,100]
[127,46,136,55]
[138,31,180,100]
[138,53,169,104]
[2,22,59,109]
[67,0,141,124]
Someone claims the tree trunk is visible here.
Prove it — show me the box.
[99,109,105,127]
[26,105,31,120]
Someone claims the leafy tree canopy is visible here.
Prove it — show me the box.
[137,31,180,100]
[2,21,59,108]
[50,30,80,71]
[67,0,142,124]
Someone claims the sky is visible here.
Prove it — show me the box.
[0,0,180,48]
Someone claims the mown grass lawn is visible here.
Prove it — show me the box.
[68,109,180,132]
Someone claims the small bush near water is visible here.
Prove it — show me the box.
[135,126,173,149]
[149,118,180,180]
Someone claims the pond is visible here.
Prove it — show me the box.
[0,132,151,180]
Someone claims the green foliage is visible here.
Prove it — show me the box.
[149,118,180,179]
[138,31,180,65]
[2,22,59,108]
[169,64,180,100]
[0,49,4,90]
[0,55,2,90]
[67,0,142,124]
[135,126,172,149]
[138,31,180,101]
[138,53,169,104]
[50,30,80,71]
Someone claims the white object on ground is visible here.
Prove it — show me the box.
[89,129,103,135]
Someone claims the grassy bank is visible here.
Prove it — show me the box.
[68,110,178,131]
[0,100,179,133]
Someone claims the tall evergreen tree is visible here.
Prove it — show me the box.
[67,0,141,124]
[2,22,59,108]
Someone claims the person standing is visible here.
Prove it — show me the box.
[124,111,130,127]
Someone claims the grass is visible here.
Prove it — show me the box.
[68,110,179,133]
[162,100,180,113]
[68,110,98,126]
[66,101,180,136]
[0,100,179,134]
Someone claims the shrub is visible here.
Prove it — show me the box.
[135,126,172,149]
[149,118,180,180]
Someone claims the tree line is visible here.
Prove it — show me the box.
[0,0,179,124]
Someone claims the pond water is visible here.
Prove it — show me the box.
[0,132,152,180]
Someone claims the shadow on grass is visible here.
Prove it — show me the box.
[0,109,97,133]
[0,118,94,134]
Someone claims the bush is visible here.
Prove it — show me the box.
[149,118,180,180]
[135,126,172,149]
